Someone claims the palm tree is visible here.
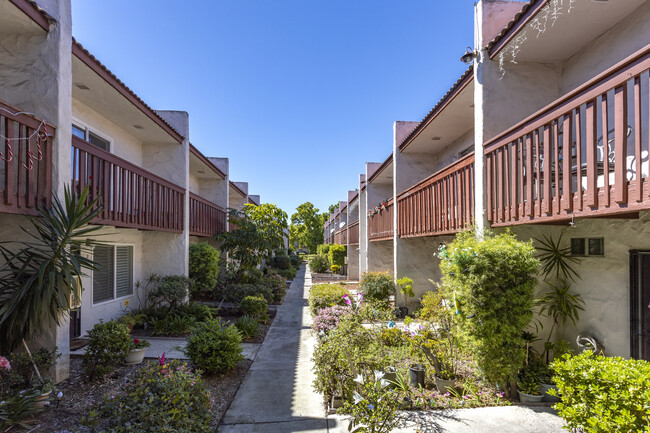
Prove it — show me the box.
[0,186,101,358]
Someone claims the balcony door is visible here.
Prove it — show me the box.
[630,251,650,361]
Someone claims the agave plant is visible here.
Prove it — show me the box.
[0,185,102,354]
[534,233,580,282]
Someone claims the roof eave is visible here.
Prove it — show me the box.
[72,39,185,144]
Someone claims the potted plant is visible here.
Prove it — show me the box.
[383,366,397,388]
[396,277,414,318]
[408,363,425,388]
[517,366,543,403]
[118,313,137,333]
[31,376,55,408]
[125,338,151,364]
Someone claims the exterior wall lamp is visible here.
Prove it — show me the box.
[460,47,478,64]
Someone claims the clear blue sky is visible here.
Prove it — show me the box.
[71,1,477,218]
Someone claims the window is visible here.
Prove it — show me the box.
[571,237,604,256]
[72,123,110,151]
[93,245,133,304]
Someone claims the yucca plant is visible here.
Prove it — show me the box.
[0,185,102,356]
[534,233,580,282]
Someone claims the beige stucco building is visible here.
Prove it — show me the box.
[325,0,650,361]
[0,0,260,381]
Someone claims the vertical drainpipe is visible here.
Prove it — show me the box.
[473,1,488,238]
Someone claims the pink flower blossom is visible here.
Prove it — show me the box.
[0,356,10,371]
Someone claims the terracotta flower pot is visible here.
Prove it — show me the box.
[34,391,51,409]
[125,348,146,364]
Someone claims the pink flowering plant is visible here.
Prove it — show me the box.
[130,338,150,350]
[83,360,212,432]
[312,305,352,335]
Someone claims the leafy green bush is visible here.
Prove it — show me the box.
[82,321,131,381]
[551,352,650,432]
[270,255,291,270]
[309,255,329,273]
[214,283,273,303]
[240,296,268,323]
[86,360,211,432]
[235,315,260,340]
[277,267,297,280]
[341,371,400,433]
[330,264,340,274]
[317,244,330,256]
[5,347,60,390]
[148,275,193,309]
[328,244,346,267]
[150,314,196,336]
[290,255,301,267]
[189,243,220,295]
[440,230,539,392]
[184,319,244,374]
[262,272,287,303]
[359,272,395,302]
[308,283,348,316]
[239,267,264,285]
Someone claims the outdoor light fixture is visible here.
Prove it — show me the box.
[460,47,478,64]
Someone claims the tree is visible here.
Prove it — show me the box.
[290,202,324,253]
[243,203,288,253]
[218,209,272,273]
[0,186,101,354]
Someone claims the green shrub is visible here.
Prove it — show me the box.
[239,267,264,285]
[317,244,330,256]
[262,272,287,302]
[240,296,268,323]
[235,315,260,340]
[82,321,131,381]
[184,319,244,374]
[6,347,60,390]
[148,275,193,309]
[440,230,539,392]
[87,360,211,432]
[277,267,297,280]
[551,352,650,432]
[189,243,220,295]
[0,387,46,431]
[308,283,348,316]
[330,264,340,274]
[359,272,395,302]
[213,283,273,303]
[309,255,329,273]
[270,255,291,270]
[328,244,346,267]
[290,255,301,267]
[150,314,196,336]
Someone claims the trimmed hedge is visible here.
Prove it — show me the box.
[551,352,650,432]
[308,283,349,316]
[309,255,329,273]
[188,243,220,295]
[328,244,346,267]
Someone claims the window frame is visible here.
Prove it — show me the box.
[71,117,113,153]
[91,244,135,306]
[570,237,605,257]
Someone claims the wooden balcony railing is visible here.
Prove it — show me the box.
[72,135,184,232]
[397,153,475,238]
[334,226,348,245]
[0,100,54,215]
[190,193,226,237]
[484,44,650,226]
[368,198,394,241]
[348,220,359,245]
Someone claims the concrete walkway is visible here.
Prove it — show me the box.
[218,265,566,433]
[219,264,333,432]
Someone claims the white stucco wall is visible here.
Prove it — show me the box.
[72,98,144,165]
[499,211,650,358]
[560,1,650,94]
[359,174,368,275]
[367,240,393,273]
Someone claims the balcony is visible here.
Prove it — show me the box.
[189,193,226,237]
[0,99,53,216]
[348,220,359,245]
[484,44,650,226]
[72,135,184,232]
[397,153,475,238]
[368,198,394,242]
[334,226,348,245]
